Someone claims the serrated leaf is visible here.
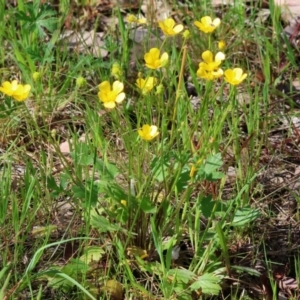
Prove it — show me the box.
[91,215,124,233]
[79,246,105,264]
[190,273,221,295]
[168,268,195,284]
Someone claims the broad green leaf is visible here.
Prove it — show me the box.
[168,268,195,284]
[200,195,215,218]
[231,206,260,227]
[140,197,156,213]
[197,153,224,181]
[91,215,125,233]
[190,273,221,295]
[72,180,98,207]
[95,159,119,179]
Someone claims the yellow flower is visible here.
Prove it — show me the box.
[98,80,125,109]
[194,16,221,33]
[196,50,225,80]
[136,77,157,94]
[224,68,247,86]
[218,40,226,50]
[197,67,223,80]
[199,50,225,71]
[144,48,169,70]
[126,14,147,24]
[158,18,183,36]
[138,124,159,141]
[0,80,31,101]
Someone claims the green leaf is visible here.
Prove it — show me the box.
[140,197,156,213]
[231,206,260,227]
[95,159,119,180]
[91,215,125,233]
[168,269,195,284]
[72,180,98,207]
[197,153,224,181]
[200,195,215,218]
[79,246,105,264]
[190,273,221,295]
[176,168,190,192]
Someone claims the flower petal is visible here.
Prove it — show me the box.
[202,51,213,64]
[173,24,184,33]
[201,16,212,26]
[99,81,111,92]
[115,92,125,103]
[160,52,169,66]
[112,81,124,94]
[212,18,221,27]
[215,52,225,62]
[103,101,116,109]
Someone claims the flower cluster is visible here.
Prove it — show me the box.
[193,16,247,85]
[0,80,31,101]
[96,14,248,143]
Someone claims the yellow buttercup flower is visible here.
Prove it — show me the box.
[224,68,247,86]
[196,50,225,80]
[126,14,147,24]
[138,124,159,141]
[144,48,169,70]
[158,18,183,36]
[200,50,225,71]
[98,80,125,109]
[218,40,226,50]
[194,16,221,33]
[0,80,31,101]
[136,77,157,94]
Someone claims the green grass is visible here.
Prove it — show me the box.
[0,0,299,299]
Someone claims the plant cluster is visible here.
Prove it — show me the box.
[0,3,265,299]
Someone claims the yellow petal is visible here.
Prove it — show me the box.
[215,52,225,62]
[160,52,169,66]
[11,80,19,91]
[99,81,111,92]
[103,101,116,109]
[112,81,124,94]
[202,51,213,64]
[201,16,212,26]
[212,18,221,27]
[173,24,184,33]
[115,92,125,103]
[164,18,175,28]
[149,48,160,60]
